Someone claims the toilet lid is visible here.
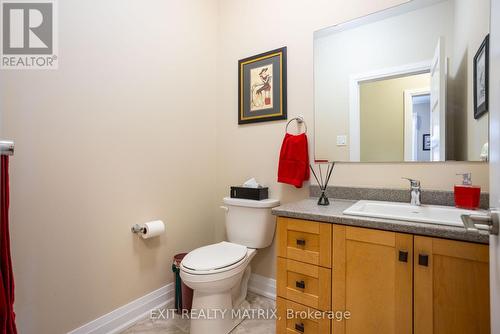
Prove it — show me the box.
[182,242,248,271]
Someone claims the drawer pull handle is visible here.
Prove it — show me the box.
[296,239,306,246]
[295,322,305,333]
[296,280,306,289]
[398,250,408,263]
[419,254,429,266]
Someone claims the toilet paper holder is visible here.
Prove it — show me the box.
[131,220,165,238]
[131,224,147,234]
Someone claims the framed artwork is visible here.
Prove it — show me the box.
[423,134,431,151]
[473,34,489,120]
[238,47,287,124]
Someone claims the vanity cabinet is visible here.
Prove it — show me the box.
[276,217,490,334]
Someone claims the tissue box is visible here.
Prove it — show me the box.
[230,186,269,200]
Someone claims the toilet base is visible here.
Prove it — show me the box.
[188,265,253,334]
[189,290,238,334]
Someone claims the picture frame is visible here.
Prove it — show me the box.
[423,134,431,151]
[238,47,287,124]
[473,34,489,120]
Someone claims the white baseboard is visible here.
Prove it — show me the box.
[67,273,276,334]
[67,283,174,334]
[248,273,276,300]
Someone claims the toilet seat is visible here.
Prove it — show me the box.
[181,242,249,275]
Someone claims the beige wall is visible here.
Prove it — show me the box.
[449,0,490,161]
[216,0,489,280]
[0,0,218,333]
[360,74,430,162]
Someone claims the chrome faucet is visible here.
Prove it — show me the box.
[403,178,421,206]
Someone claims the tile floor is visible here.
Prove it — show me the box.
[121,293,276,334]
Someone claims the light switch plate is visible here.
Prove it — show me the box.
[337,135,347,146]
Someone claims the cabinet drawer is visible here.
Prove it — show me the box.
[277,297,330,334]
[277,217,332,268]
[277,257,331,310]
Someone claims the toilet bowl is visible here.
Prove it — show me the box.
[180,197,279,334]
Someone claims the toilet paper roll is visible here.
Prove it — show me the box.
[142,220,165,239]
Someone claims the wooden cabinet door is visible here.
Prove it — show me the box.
[332,226,413,334]
[414,236,490,334]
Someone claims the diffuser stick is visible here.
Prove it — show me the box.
[325,163,331,188]
[319,164,324,189]
[309,165,322,188]
[325,162,335,187]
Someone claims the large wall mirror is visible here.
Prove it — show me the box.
[314,0,490,162]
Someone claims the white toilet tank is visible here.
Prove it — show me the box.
[222,197,280,249]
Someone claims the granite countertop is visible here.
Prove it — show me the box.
[272,198,489,244]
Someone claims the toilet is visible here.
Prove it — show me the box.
[180,197,280,334]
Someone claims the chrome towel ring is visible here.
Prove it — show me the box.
[285,116,307,134]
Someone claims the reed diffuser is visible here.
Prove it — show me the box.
[310,162,335,206]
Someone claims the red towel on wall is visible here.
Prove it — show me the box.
[0,156,17,334]
[278,133,310,188]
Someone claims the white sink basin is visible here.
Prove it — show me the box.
[343,200,483,228]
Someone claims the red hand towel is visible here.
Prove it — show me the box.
[278,133,310,188]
